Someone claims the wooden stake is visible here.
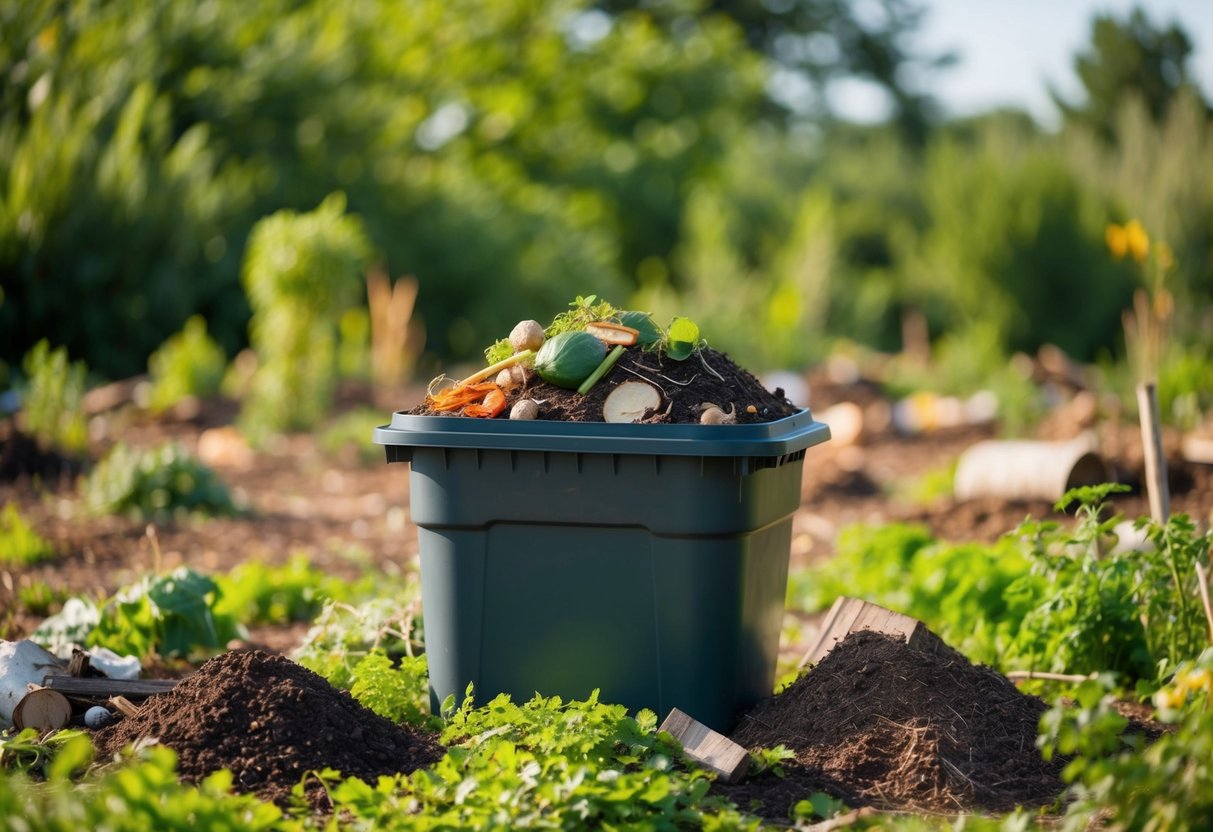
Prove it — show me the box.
[659,708,751,783]
[1137,382,1170,523]
[12,687,73,732]
[1005,670,1097,683]
[1196,562,1213,646]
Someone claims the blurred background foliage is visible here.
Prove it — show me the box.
[1,0,1211,400]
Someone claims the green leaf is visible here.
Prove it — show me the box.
[664,317,700,361]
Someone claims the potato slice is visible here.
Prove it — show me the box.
[603,381,661,423]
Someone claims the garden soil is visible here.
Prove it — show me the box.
[93,650,444,807]
[411,346,799,424]
[726,630,1065,815]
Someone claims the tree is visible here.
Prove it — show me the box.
[597,0,949,144]
[1056,7,1208,142]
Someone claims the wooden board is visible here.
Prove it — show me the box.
[659,708,750,783]
[41,676,179,702]
[800,597,939,668]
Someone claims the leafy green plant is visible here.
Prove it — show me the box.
[317,407,388,467]
[1038,652,1213,832]
[1006,485,1210,683]
[146,315,227,414]
[80,442,235,519]
[34,568,243,659]
[215,555,363,626]
[294,598,422,690]
[17,580,69,617]
[0,741,283,831]
[348,651,433,728]
[20,339,87,453]
[0,504,55,566]
[0,728,90,777]
[239,193,372,440]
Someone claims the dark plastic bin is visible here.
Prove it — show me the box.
[373,409,830,731]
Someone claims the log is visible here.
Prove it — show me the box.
[41,676,179,702]
[12,687,73,732]
[800,597,941,669]
[953,434,1111,502]
[659,708,750,783]
[1,640,68,727]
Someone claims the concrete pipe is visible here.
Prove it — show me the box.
[953,434,1113,502]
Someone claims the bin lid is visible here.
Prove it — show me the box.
[373,409,831,458]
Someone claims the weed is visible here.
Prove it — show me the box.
[0,504,55,566]
[146,315,226,414]
[20,340,87,453]
[80,442,235,519]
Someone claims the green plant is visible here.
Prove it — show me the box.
[0,504,55,566]
[0,728,90,777]
[348,651,433,728]
[33,568,243,659]
[146,315,227,414]
[1006,485,1210,683]
[1038,653,1213,832]
[215,555,363,626]
[293,598,422,690]
[239,193,372,440]
[80,442,235,519]
[17,580,69,616]
[20,340,87,453]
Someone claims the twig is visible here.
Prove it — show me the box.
[1196,562,1213,646]
[1005,670,1097,683]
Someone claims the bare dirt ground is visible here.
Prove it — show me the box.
[3,378,1211,660]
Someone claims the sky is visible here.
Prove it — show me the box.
[831,0,1213,125]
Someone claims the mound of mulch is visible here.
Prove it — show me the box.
[93,650,444,807]
[728,630,1065,815]
[412,346,798,424]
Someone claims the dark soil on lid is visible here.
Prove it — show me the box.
[410,345,799,424]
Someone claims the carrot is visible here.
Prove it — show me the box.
[464,386,507,418]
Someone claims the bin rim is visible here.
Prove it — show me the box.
[373,408,831,458]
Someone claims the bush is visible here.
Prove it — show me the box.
[20,340,87,453]
[238,194,371,439]
[0,504,55,566]
[80,442,234,519]
[146,316,226,414]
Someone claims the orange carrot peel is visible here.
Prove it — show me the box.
[426,381,499,412]
[464,386,507,418]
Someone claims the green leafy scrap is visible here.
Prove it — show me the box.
[664,316,701,360]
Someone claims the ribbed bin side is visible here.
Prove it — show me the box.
[409,446,802,731]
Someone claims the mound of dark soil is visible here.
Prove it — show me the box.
[412,346,798,424]
[729,630,1064,815]
[93,650,444,807]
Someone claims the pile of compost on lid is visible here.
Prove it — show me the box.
[93,650,443,807]
[725,630,1066,816]
[411,344,798,425]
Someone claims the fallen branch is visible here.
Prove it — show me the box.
[1005,670,1097,683]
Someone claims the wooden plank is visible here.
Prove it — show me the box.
[107,696,142,718]
[41,676,179,701]
[659,708,750,783]
[800,598,937,669]
[1137,382,1170,523]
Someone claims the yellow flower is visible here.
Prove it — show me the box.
[1125,219,1150,263]
[1106,223,1128,259]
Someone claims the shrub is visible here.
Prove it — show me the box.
[146,316,226,414]
[0,504,55,566]
[20,340,88,453]
[239,194,372,439]
[80,442,234,519]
